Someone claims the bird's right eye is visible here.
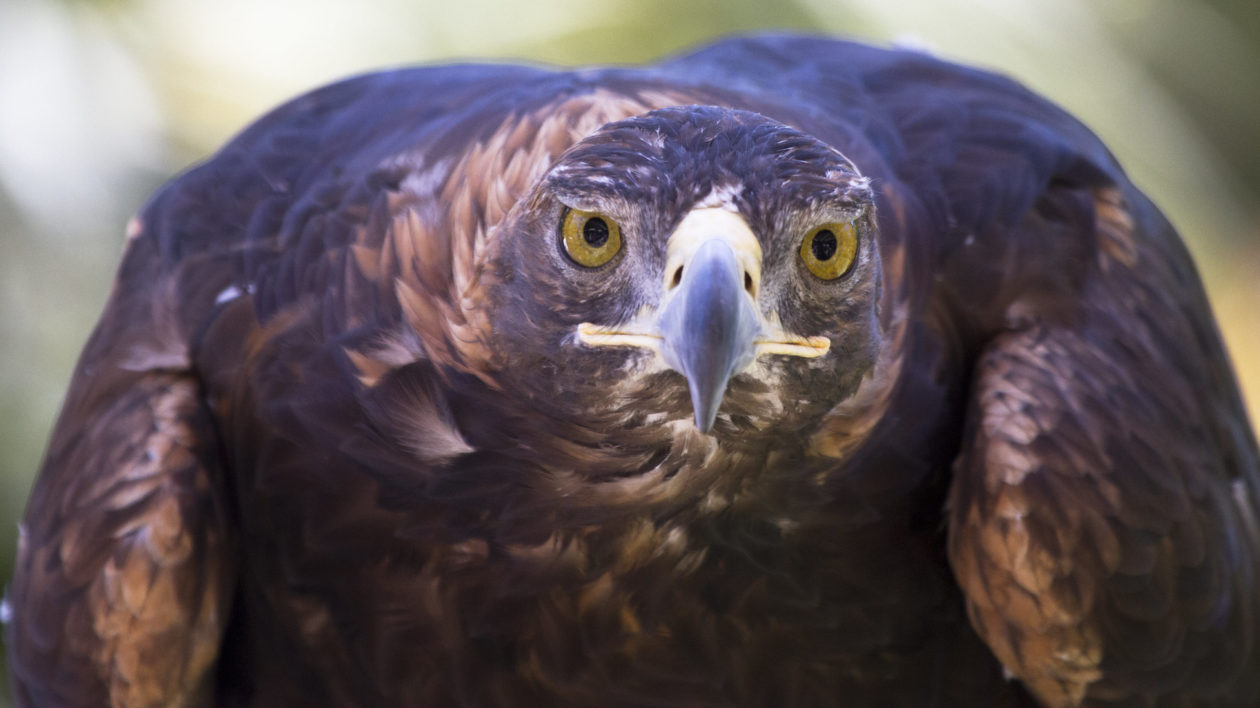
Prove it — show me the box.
[561,208,622,268]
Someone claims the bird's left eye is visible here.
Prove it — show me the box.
[800,221,858,280]
[561,208,622,268]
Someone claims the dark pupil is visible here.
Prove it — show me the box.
[811,230,837,261]
[583,218,610,247]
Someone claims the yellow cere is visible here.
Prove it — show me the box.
[799,222,858,280]
[562,208,623,267]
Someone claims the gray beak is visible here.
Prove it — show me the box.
[656,238,761,432]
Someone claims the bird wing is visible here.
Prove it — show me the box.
[2,67,467,707]
[2,63,557,705]
[947,181,1260,707]
[6,222,234,707]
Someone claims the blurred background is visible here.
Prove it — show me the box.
[1,0,1257,699]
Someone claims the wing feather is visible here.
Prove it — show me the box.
[948,185,1260,707]
[7,228,234,708]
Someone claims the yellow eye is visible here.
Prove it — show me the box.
[800,221,858,280]
[561,208,622,268]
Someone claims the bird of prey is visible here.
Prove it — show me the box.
[6,34,1259,708]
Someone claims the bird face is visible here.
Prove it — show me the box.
[482,106,882,440]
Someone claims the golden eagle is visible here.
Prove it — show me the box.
[6,34,1259,707]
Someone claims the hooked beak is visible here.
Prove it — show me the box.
[656,237,761,432]
[577,208,829,433]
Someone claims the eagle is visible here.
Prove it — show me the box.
[6,34,1259,708]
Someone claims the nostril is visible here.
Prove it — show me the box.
[744,271,754,295]
[670,266,684,290]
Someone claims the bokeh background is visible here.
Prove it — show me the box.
[1,0,1257,699]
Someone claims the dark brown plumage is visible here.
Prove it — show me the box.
[6,34,1259,707]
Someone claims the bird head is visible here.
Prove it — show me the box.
[480,106,882,440]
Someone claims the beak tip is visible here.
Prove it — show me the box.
[694,411,715,434]
[689,384,722,434]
